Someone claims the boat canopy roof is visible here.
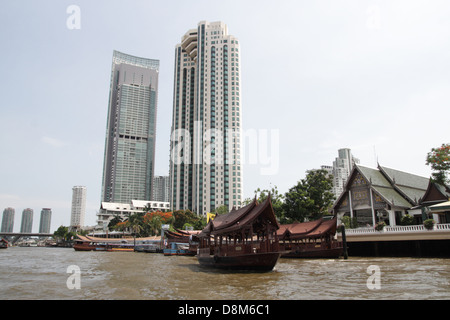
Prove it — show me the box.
[199,195,280,238]
[277,217,338,240]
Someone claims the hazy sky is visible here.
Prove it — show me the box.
[1,0,449,231]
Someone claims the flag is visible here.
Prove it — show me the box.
[206,212,216,223]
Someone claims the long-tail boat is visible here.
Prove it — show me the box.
[278,216,343,258]
[197,195,281,271]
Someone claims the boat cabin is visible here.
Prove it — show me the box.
[197,196,281,270]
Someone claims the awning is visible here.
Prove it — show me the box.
[429,201,450,213]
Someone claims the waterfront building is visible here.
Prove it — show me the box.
[39,208,52,233]
[332,164,429,227]
[71,186,87,229]
[96,199,170,231]
[170,21,243,215]
[20,208,33,233]
[418,180,450,223]
[1,208,15,232]
[152,175,170,202]
[101,50,159,205]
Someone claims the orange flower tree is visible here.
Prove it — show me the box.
[426,143,450,185]
[143,211,173,236]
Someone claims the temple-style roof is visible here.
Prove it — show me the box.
[199,196,279,237]
[419,179,450,206]
[278,217,338,240]
[333,164,429,211]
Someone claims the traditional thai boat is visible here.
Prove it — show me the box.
[278,216,344,258]
[197,196,282,271]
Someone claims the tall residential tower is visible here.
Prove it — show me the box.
[101,51,159,204]
[170,21,243,215]
[70,186,86,229]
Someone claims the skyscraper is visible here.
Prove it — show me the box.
[71,186,86,229]
[20,208,33,233]
[170,21,243,215]
[39,208,52,233]
[1,208,14,232]
[101,50,159,204]
[324,148,360,197]
[152,176,170,202]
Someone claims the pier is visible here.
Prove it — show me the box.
[337,223,450,257]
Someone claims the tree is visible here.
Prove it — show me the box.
[426,143,450,185]
[108,214,123,231]
[250,186,286,223]
[283,169,335,223]
[172,210,207,230]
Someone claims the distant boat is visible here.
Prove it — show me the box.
[197,196,282,271]
[163,242,192,256]
[278,217,344,258]
[73,235,160,252]
[163,229,200,256]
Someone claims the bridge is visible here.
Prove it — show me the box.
[337,223,450,256]
[0,232,54,245]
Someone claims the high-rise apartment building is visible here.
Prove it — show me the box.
[20,208,33,233]
[71,186,86,229]
[170,21,243,215]
[325,148,360,197]
[39,208,52,233]
[101,50,159,204]
[152,176,170,203]
[1,207,15,232]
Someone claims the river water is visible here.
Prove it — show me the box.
[1,247,449,300]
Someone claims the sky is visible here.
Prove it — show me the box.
[1,0,449,232]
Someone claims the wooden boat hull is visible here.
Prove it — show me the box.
[281,246,343,259]
[73,244,96,251]
[197,252,281,271]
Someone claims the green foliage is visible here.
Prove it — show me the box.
[282,169,335,223]
[53,226,77,241]
[400,214,415,226]
[375,221,386,231]
[423,219,435,230]
[173,210,207,230]
[214,205,229,215]
[340,216,358,229]
[426,143,450,185]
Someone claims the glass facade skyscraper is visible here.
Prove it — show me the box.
[101,51,159,204]
[170,21,243,215]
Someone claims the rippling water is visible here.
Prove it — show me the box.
[1,247,449,300]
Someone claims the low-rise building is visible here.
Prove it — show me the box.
[332,164,429,227]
